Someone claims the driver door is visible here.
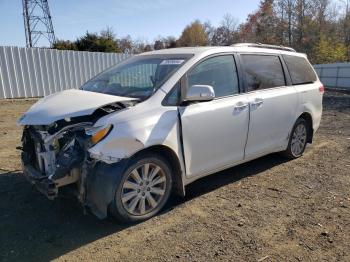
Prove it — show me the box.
[179,55,250,178]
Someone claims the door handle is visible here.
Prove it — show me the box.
[251,98,264,107]
[234,102,249,110]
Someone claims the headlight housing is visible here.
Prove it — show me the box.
[85,124,113,145]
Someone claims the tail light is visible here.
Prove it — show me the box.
[319,85,325,94]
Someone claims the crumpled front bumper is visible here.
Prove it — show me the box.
[22,150,130,220]
[21,153,59,200]
[21,150,81,200]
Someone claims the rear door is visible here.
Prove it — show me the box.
[179,55,250,178]
[239,53,299,159]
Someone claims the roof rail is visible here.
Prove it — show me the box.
[231,43,296,52]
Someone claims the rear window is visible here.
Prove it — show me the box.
[241,55,286,91]
[283,55,317,85]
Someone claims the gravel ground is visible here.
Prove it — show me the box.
[0,91,349,262]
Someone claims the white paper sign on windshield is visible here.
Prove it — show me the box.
[160,59,185,65]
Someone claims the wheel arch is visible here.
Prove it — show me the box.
[298,112,313,143]
[131,145,185,197]
[87,144,185,220]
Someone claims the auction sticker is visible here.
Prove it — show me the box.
[160,60,185,65]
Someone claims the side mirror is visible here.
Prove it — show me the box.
[185,85,215,102]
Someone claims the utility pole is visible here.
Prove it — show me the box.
[22,0,56,48]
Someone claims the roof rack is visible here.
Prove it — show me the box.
[231,43,296,52]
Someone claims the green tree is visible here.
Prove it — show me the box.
[177,20,208,47]
[313,36,347,64]
[75,30,120,53]
[53,40,77,50]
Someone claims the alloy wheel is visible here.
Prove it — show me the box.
[291,124,307,156]
[121,163,167,216]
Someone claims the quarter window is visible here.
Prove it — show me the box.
[241,55,286,91]
[283,55,317,85]
[187,55,239,98]
[163,82,181,106]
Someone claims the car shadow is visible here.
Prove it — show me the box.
[0,153,288,262]
[167,153,288,206]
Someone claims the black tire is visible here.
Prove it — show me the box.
[282,118,309,159]
[110,152,172,223]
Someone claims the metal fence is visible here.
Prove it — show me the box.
[0,46,131,99]
[314,63,350,90]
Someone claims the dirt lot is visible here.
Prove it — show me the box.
[0,91,349,262]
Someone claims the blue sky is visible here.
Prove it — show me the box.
[0,0,261,47]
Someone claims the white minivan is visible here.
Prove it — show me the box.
[18,44,324,222]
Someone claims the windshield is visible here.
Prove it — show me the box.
[81,54,192,100]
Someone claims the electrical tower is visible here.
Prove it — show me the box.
[22,0,56,48]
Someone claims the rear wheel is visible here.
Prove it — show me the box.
[110,153,172,223]
[283,118,308,159]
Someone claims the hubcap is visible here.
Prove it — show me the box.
[291,124,307,156]
[121,163,167,216]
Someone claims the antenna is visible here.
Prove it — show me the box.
[22,0,56,48]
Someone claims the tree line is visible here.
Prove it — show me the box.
[53,0,350,64]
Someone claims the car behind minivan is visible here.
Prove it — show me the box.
[18,43,324,222]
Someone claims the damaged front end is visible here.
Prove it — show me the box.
[21,122,91,201]
[19,100,137,217]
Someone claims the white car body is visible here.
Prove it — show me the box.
[19,44,323,220]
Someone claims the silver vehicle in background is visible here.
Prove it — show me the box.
[18,44,324,222]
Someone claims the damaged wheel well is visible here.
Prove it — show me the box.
[299,112,313,143]
[132,145,185,197]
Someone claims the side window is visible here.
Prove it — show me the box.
[241,55,286,91]
[187,55,239,98]
[283,55,317,85]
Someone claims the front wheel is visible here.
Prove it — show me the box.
[282,118,309,159]
[110,153,172,223]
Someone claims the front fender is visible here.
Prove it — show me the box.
[86,160,129,219]
[88,109,181,163]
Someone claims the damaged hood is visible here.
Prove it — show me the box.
[18,89,136,126]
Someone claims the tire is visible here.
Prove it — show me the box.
[282,118,309,159]
[110,152,172,223]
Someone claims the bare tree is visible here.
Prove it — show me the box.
[212,14,239,45]
[275,0,295,45]
[341,0,350,58]
[221,14,239,34]
[203,21,215,45]
[118,35,133,54]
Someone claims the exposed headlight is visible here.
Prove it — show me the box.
[86,124,113,145]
